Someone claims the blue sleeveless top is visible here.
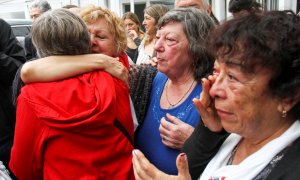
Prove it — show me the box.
[135,72,202,174]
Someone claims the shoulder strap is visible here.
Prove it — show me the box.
[114,119,134,146]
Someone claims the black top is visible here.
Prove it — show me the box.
[0,18,26,166]
[126,38,142,63]
[24,33,37,60]
[229,0,260,13]
[181,122,228,180]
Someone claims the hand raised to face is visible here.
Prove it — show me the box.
[128,29,138,40]
[193,74,223,132]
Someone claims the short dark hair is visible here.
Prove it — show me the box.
[229,0,262,13]
[209,11,300,118]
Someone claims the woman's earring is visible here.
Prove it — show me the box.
[282,110,287,118]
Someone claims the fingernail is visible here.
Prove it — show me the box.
[179,153,187,161]
[201,78,205,84]
[132,149,138,156]
[192,98,199,104]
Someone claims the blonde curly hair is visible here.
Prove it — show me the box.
[80,5,127,55]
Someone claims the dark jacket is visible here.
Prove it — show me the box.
[182,121,300,180]
[265,136,300,180]
[24,33,37,60]
[0,18,26,167]
[182,122,228,180]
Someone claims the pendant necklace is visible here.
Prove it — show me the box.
[165,79,195,108]
[227,140,242,165]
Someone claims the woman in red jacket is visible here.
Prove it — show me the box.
[10,8,134,179]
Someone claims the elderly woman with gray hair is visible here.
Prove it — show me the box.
[18,7,215,175]
[133,8,214,174]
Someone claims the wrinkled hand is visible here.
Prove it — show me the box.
[159,113,194,149]
[132,149,191,180]
[101,55,129,87]
[193,75,222,132]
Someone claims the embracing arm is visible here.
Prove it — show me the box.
[21,54,128,84]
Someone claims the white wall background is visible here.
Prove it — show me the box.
[0,0,298,20]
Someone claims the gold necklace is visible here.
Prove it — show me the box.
[165,79,195,108]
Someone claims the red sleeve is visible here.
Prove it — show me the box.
[118,52,130,69]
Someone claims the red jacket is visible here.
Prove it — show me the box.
[10,54,134,179]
